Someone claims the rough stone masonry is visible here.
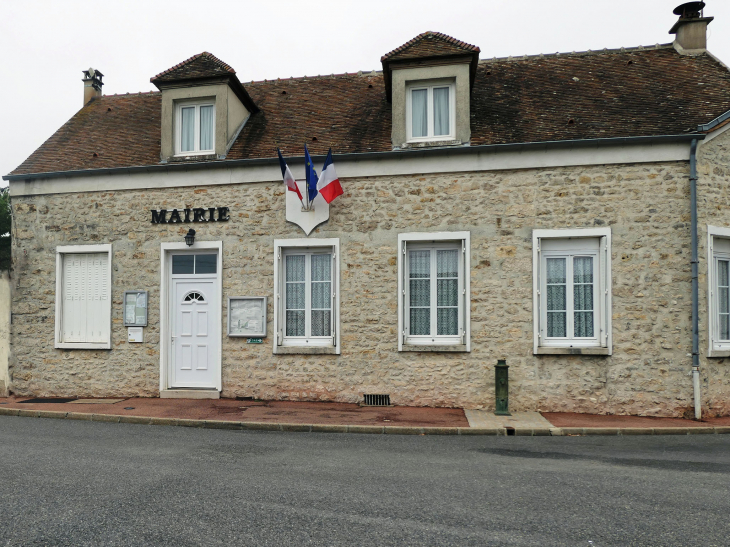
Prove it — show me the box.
[8,129,730,416]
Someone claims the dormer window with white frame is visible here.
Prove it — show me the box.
[175,101,215,155]
[406,81,455,142]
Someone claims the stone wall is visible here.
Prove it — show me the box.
[9,156,717,416]
[0,270,9,396]
[697,127,730,416]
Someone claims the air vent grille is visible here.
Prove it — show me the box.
[363,394,391,406]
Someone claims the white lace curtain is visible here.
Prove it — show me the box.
[546,256,594,338]
[719,260,730,339]
[285,254,331,337]
[285,255,306,336]
[409,249,459,336]
[311,255,331,337]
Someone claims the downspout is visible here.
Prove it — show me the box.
[690,138,701,420]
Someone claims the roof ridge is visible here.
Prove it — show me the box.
[150,51,236,82]
[245,70,382,84]
[102,91,161,97]
[479,43,676,63]
[381,31,480,62]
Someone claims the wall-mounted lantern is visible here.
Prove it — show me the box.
[184,229,196,247]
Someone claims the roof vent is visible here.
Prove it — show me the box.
[673,1,705,19]
[363,394,391,406]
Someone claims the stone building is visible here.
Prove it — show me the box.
[4,4,730,417]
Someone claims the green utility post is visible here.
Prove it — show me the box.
[494,359,511,416]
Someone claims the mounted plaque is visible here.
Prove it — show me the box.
[228,297,267,338]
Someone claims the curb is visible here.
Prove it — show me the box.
[560,426,730,435]
[2,408,730,435]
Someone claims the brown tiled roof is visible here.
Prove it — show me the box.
[469,46,730,145]
[227,72,390,160]
[11,93,161,176]
[381,31,480,62]
[9,45,730,177]
[151,52,236,83]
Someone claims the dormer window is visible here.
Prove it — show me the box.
[176,101,215,155]
[407,82,455,142]
[381,32,479,149]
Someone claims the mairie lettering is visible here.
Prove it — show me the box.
[151,207,230,224]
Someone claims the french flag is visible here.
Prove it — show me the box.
[316,149,343,204]
[277,148,303,202]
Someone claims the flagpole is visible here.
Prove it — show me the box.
[303,176,309,211]
[304,144,312,211]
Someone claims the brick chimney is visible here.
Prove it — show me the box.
[670,2,713,54]
[82,68,104,105]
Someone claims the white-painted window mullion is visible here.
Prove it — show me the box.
[430,249,437,337]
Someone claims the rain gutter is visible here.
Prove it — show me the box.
[2,133,705,182]
[697,109,730,132]
[690,138,701,420]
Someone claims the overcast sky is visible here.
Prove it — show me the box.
[1,0,729,182]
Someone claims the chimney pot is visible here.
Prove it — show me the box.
[670,2,713,54]
[82,68,104,106]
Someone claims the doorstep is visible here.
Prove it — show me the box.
[465,410,555,433]
[160,389,220,400]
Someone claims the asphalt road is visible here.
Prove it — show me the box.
[1,417,729,546]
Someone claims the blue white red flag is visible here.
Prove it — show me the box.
[277,148,303,202]
[304,145,319,203]
[316,149,343,204]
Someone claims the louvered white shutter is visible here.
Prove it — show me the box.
[62,255,86,342]
[86,253,110,343]
[600,236,608,347]
[276,247,283,346]
[62,253,110,344]
[330,246,337,345]
[401,240,407,347]
[461,238,467,345]
[535,238,542,347]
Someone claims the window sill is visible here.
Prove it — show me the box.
[708,349,730,358]
[275,346,339,355]
[401,344,468,353]
[535,347,610,356]
[170,153,218,162]
[400,139,462,150]
[55,342,111,350]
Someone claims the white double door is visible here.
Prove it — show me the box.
[170,276,219,388]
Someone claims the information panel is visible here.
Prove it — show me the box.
[123,290,148,327]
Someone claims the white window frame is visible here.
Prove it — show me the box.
[707,225,730,356]
[405,81,456,143]
[175,100,215,156]
[273,238,340,354]
[54,244,113,349]
[398,232,470,351]
[533,228,612,355]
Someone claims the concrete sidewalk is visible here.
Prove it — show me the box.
[1,396,730,435]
